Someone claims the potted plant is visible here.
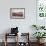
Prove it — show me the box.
[32,25,39,30]
[40,26,45,29]
[33,32,46,43]
[32,24,45,30]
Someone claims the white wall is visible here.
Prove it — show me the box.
[0,0,36,42]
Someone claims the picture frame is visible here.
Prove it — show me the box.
[10,8,25,19]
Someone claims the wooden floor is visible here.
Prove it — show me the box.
[0,42,46,46]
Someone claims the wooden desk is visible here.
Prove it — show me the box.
[4,33,18,46]
[4,33,30,46]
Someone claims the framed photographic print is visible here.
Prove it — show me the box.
[10,8,25,19]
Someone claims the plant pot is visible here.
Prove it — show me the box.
[37,39,40,43]
[37,39,44,44]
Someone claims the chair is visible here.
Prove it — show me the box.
[4,27,19,46]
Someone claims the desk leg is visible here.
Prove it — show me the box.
[16,34,18,46]
[5,34,7,46]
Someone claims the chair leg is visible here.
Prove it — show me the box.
[4,33,7,46]
[4,41,7,46]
